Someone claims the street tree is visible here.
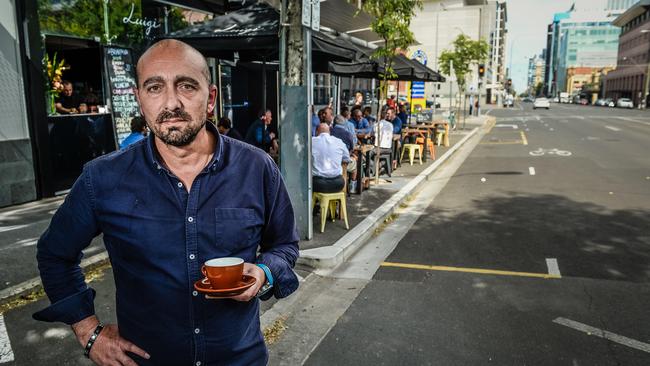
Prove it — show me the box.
[439,34,489,117]
[361,0,422,184]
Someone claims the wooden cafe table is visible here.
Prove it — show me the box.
[353,144,375,194]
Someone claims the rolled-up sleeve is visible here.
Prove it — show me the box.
[256,158,300,300]
[33,166,100,324]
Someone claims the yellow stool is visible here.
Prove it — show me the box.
[400,144,423,165]
[435,130,446,146]
[312,192,349,232]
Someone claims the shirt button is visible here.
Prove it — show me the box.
[189,254,195,260]
[156,164,161,170]
[194,328,200,334]
[177,182,183,188]
[188,216,194,223]
[196,362,202,366]
[192,290,198,296]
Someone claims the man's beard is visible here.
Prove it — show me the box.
[150,108,206,147]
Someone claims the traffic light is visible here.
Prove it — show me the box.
[478,64,485,78]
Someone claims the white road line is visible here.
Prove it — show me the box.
[529,167,536,176]
[616,116,650,126]
[545,258,561,277]
[0,225,28,233]
[0,314,15,363]
[553,317,650,354]
[495,124,519,129]
[604,125,621,131]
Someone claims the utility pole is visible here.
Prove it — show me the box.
[279,0,313,239]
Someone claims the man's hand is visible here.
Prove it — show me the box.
[73,316,150,365]
[269,132,276,139]
[225,263,266,302]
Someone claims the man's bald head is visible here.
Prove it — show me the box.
[136,39,211,86]
[316,123,330,136]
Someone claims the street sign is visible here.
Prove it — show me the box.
[302,0,320,31]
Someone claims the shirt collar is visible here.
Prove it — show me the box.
[146,120,223,173]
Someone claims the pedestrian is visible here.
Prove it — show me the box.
[217,116,243,141]
[119,116,148,149]
[33,39,300,366]
[245,108,277,153]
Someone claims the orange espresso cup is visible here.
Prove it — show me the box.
[201,257,244,289]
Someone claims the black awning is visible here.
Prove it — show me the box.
[327,52,445,82]
[163,2,358,64]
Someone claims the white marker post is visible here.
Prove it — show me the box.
[0,315,14,363]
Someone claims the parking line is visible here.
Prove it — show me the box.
[520,131,528,145]
[380,262,561,279]
[0,315,14,363]
[545,258,561,277]
[529,167,536,176]
[604,125,621,131]
[553,317,650,354]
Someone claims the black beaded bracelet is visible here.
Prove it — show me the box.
[83,322,104,358]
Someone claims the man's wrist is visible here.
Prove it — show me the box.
[72,315,100,346]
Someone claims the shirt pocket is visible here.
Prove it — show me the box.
[214,208,262,253]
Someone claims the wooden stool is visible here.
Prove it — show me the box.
[312,192,349,232]
[400,144,423,165]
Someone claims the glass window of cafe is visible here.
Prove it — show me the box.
[37,0,210,193]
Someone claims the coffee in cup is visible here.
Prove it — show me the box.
[201,257,244,289]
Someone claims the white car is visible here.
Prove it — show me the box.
[616,98,634,109]
[533,97,550,110]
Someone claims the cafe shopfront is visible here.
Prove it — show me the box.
[6,0,245,205]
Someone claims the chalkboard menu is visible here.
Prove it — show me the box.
[103,46,140,147]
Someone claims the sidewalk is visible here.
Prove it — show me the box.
[299,115,491,269]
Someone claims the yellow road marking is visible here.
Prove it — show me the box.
[380,262,561,279]
[520,131,528,145]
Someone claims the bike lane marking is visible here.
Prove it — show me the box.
[545,258,561,277]
[0,314,14,363]
[529,167,536,176]
[553,317,650,354]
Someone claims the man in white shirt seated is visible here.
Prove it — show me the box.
[373,116,394,153]
[312,123,351,193]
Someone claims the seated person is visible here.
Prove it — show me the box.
[312,123,350,193]
[350,107,371,139]
[217,117,243,140]
[55,80,82,114]
[340,107,358,145]
[363,106,376,127]
[331,115,359,191]
[311,105,320,136]
[318,106,334,125]
[245,108,277,153]
[397,104,408,125]
[386,106,403,134]
[78,103,88,114]
[119,116,148,149]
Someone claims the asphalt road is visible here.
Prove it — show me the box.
[305,103,650,365]
[0,197,104,291]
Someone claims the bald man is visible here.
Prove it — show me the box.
[312,122,351,193]
[33,39,299,366]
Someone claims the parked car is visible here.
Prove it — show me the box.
[579,98,589,105]
[552,97,560,103]
[426,99,441,108]
[616,98,634,109]
[595,98,607,106]
[522,96,534,103]
[533,97,550,110]
[604,98,615,107]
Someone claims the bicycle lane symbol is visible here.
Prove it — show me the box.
[529,148,572,157]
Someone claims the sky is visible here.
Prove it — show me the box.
[505,0,576,93]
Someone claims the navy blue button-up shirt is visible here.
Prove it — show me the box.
[34,122,300,366]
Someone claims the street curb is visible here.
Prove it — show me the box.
[0,252,110,306]
[298,117,491,270]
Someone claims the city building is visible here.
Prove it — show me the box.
[544,0,637,97]
[603,0,650,107]
[566,66,614,101]
[409,0,507,106]
[527,53,546,95]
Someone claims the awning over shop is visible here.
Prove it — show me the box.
[327,53,445,82]
[163,2,358,63]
